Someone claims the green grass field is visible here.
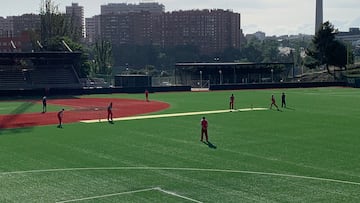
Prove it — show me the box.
[1,88,360,202]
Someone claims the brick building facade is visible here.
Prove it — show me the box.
[90,9,242,55]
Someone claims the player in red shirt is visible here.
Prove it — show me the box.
[200,117,208,142]
[229,94,235,110]
[270,94,279,111]
[145,89,149,102]
[57,109,64,128]
[107,102,113,123]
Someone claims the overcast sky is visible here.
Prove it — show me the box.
[1,0,359,36]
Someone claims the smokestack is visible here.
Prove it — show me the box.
[315,0,323,34]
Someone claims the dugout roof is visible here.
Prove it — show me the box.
[174,62,295,85]
[0,52,82,66]
[175,62,294,73]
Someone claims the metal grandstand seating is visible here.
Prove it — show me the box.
[0,67,28,89]
[0,52,82,90]
[27,65,80,87]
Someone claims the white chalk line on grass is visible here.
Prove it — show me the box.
[56,187,157,203]
[155,187,203,203]
[56,187,203,203]
[1,166,360,187]
[80,107,268,123]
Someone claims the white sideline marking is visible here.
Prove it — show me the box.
[1,166,360,186]
[56,187,203,203]
[56,187,157,203]
[80,107,268,123]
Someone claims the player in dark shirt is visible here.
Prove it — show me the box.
[42,96,47,113]
[281,92,286,108]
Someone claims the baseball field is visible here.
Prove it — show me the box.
[0,87,360,202]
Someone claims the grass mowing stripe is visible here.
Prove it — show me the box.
[2,88,360,202]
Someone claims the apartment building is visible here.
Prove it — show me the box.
[66,3,85,38]
[92,9,241,54]
[161,9,241,54]
[101,2,164,15]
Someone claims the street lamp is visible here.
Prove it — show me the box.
[125,63,129,75]
[271,68,274,83]
[146,71,150,87]
[199,70,202,88]
[219,70,222,85]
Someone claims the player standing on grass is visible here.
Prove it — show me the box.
[270,94,279,111]
[107,102,113,123]
[57,109,64,128]
[200,117,208,142]
[229,94,235,110]
[145,89,149,102]
[42,96,47,113]
[281,92,286,108]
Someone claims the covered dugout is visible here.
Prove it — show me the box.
[175,62,294,87]
[114,75,152,88]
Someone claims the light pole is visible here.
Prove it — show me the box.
[146,71,150,87]
[199,70,202,88]
[271,68,274,83]
[219,70,222,85]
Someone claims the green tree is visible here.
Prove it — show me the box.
[38,0,90,77]
[261,39,281,63]
[306,21,348,74]
[40,0,80,45]
[241,40,264,62]
[93,40,113,75]
[219,47,241,62]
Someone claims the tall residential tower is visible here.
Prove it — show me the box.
[66,3,84,38]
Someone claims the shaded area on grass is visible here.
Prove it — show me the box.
[203,141,217,149]
[0,101,36,135]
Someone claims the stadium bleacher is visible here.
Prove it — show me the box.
[0,52,81,90]
[28,65,79,85]
[0,68,27,88]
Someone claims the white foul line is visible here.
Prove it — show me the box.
[80,107,268,123]
[1,166,360,186]
[155,187,203,203]
[56,187,157,203]
[56,187,203,203]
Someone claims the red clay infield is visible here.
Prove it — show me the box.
[0,98,170,129]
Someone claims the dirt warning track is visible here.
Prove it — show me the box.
[0,98,170,129]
